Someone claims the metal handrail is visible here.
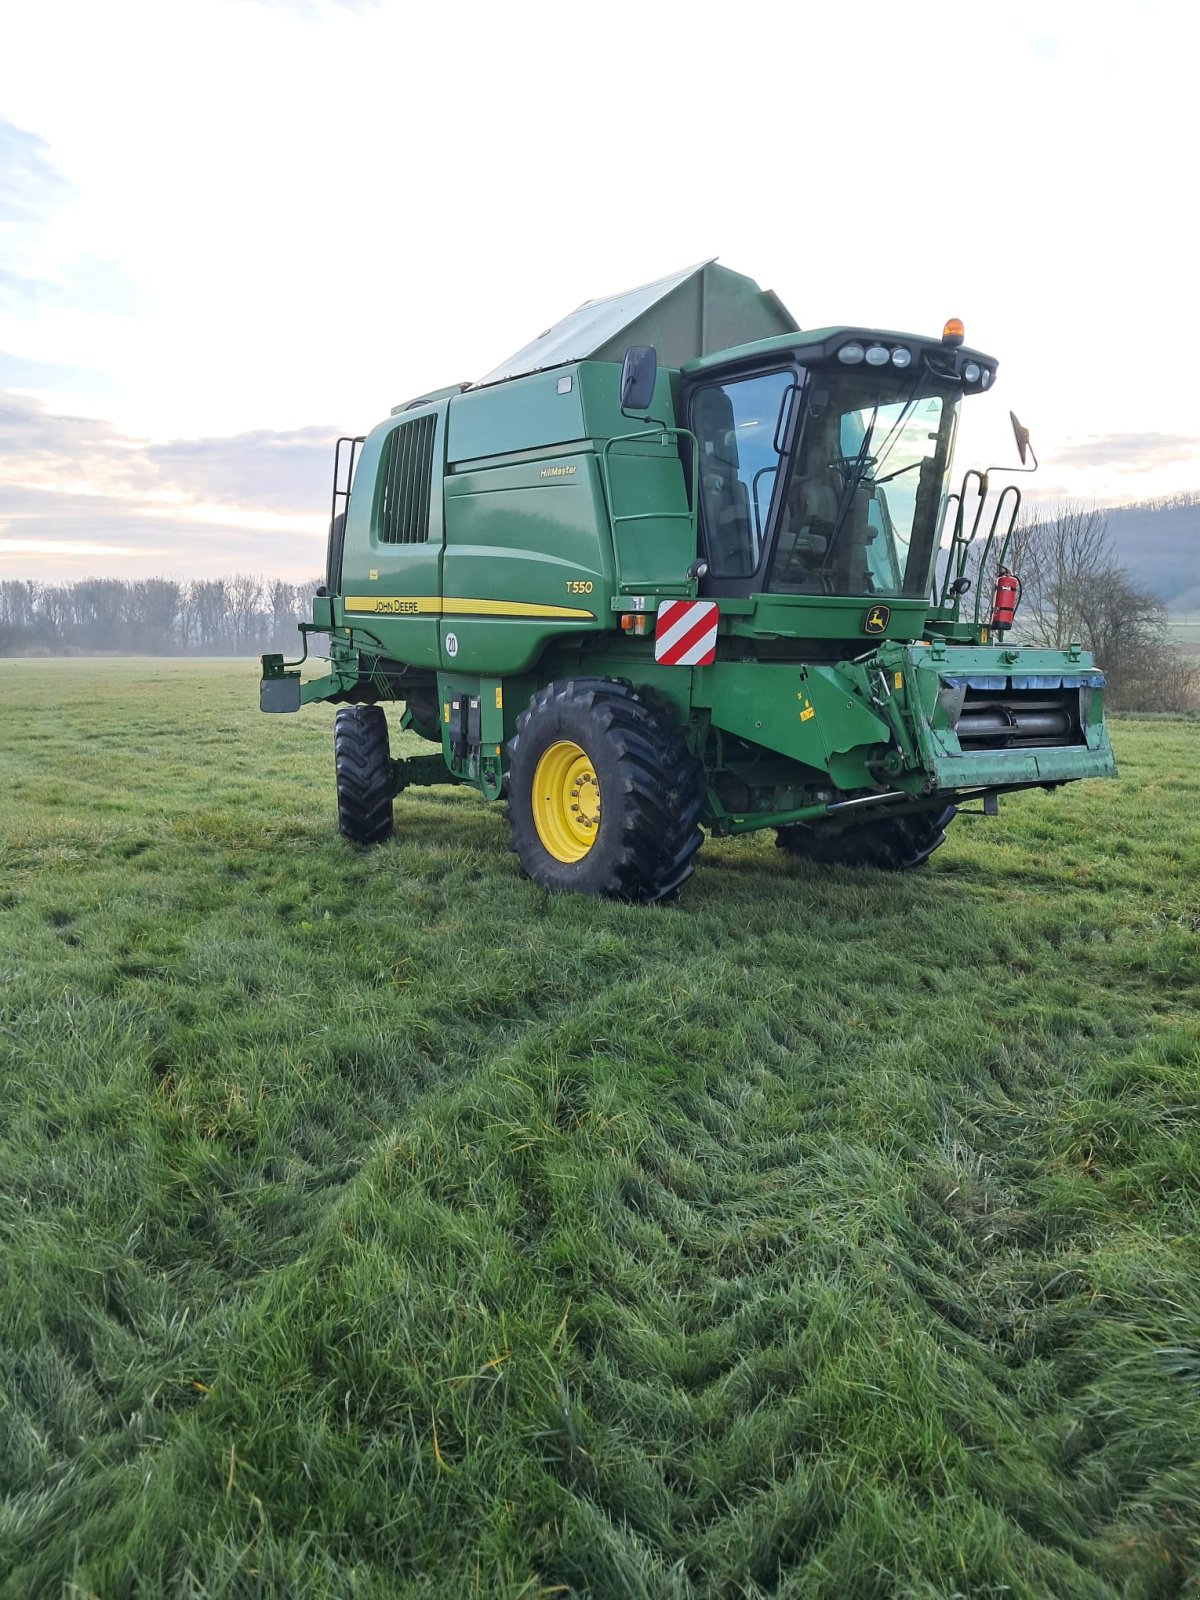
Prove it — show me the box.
[972,484,1023,625]
[599,427,699,537]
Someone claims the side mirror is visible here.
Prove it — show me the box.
[1010,411,1032,466]
[620,345,657,412]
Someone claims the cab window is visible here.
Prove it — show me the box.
[691,371,793,578]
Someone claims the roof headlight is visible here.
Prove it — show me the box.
[981,368,992,389]
[963,361,981,384]
[865,344,890,366]
[891,347,912,369]
[838,342,865,364]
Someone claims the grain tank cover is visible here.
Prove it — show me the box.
[474,260,798,387]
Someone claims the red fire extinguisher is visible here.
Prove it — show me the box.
[991,568,1019,629]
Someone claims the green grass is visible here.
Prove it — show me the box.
[1167,617,1200,658]
[1,658,1198,1599]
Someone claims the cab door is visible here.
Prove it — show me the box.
[683,367,800,598]
[338,399,449,668]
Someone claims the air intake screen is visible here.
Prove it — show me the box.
[377,414,436,544]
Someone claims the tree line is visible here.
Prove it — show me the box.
[0,576,320,657]
[1116,490,1200,514]
[3,506,1197,712]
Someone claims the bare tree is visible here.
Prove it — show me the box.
[0,581,39,635]
[40,585,74,641]
[121,579,182,651]
[0,573,317,656]
[1010,502,1111,649]
[224,573,264,653]
[70,578,129,650]
[184,579,230,651]
[1004,502,1198,711]
[268,579,314,648]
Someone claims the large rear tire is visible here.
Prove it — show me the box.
[507,679,703,902]
[333,705,393,845]
[776,804,956,871]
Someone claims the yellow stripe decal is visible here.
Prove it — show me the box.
[447,598,595,619]
[344,595,594,620]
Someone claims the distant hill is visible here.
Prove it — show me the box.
[1101,493,1200,611]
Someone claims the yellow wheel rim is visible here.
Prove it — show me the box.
[531,740,601,863]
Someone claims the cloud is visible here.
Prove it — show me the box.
[0,481,324,579]
[0,392,338,578]
[0,256,146,315]
[0,267,55,308]
[0,118,68,225]
[0,120,143,316]
[148,426,337,512]
[0,351,115,396]
[0,391,338,514]
[1053,433,1200,471]
[0,538,140,557]
[0,119,70,310]
[58,255,147,317]
[0,394,154,497]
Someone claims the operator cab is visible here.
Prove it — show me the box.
[677,325,993,603]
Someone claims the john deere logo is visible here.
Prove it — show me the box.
[864,605,890,635]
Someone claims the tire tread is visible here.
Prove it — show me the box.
[507,678,703,903]
[334,705,393,845]
[776,804,956,871]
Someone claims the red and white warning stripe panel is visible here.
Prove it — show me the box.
[654,600,719,666]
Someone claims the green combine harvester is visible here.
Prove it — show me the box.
[261,261,1116,901]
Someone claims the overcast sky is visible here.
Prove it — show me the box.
[1,0,1197,582]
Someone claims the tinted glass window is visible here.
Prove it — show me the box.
[692,371,793,578]
[769,373,959,598]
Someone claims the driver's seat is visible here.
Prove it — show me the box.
[694,388,754,576]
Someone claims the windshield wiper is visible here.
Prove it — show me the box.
[872,457,924,487]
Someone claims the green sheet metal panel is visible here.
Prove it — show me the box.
[334,399,450,669]
[475,261,798,387]
[587,263,798,370]
[447,367,588,465]
[439,452,614,675]
[446,361,678,466]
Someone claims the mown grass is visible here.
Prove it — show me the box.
[1,658,1198,1599]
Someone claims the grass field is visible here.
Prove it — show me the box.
[1,659,1198,1599]
[1167,617,1200,658]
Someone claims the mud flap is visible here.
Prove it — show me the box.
[260,674,302,713]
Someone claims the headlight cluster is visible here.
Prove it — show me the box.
[836,340,992,387]
[838,342,912,369]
